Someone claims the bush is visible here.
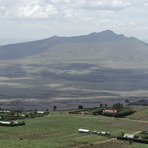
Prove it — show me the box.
[102,112,114,117]
[18,121,26,125]
[142,136,148,139]
[112,103,123,111]
[68,110,81,114]
[117,136,148,144]
[91,108,104,115]
[114,110,136,117]
[140,131,148,135]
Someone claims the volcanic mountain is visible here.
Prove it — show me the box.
[0,30,148,68]
[0,30,148,110]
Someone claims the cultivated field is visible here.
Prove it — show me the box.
[0,106,147,148]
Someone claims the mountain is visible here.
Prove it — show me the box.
[0,30,148,68]
[1,30,148,109]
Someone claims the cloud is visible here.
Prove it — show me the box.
[0,6,7,18]
[0,0,58,19]
[143,1,148,7]
[0,0,131,20]
[17,2,57,18]
[80,0,131,11]
[0,0,147,42]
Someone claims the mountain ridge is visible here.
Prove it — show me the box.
[0,30,148,69]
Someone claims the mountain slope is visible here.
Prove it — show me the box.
[0,30,148,67]
[0,36,61,60]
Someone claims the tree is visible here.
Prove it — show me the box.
[53,106,57,111]
[125,99,129,105]
[112,103,123,111]
[100,104,103,108]
[105,103,108,107]
[78,105,83,109]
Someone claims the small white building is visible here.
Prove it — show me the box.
[0,121,11,125]
[0,110,10,113]
[78,129,90,133]
[20,114,26,117]
[97,131,110,135]
[0,121,19,125]
[13,121,18,124]
[123,134,135,138]
[37,111,45,114]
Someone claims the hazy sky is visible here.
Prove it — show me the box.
[0,0,148,44]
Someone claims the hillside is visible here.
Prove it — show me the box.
[0,30,148,67]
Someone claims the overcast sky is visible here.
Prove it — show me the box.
[0,0,148,44]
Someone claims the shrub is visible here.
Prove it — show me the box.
[114,110,136,117]
[68,110,81,114]
[91,108,104,115]
[142,136,148,139]
[117,136,148,144]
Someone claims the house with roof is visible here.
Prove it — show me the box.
[123,134,135,138]
[103,109,117,113]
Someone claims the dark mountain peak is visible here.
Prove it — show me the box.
[48,36,59,40]
[59,30,129,43]
[94,30,127,41]
[88,30,115,35]
[89,30,117,36]
[101,29,115,34]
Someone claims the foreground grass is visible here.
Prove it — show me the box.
[0,107,148,148]
[125,144,148,148]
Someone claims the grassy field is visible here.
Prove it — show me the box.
[0,107,148,148]
[126,106,148,121]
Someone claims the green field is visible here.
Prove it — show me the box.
[0,107,148,148]
[126,106,148,121]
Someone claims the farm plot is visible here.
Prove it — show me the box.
[0,108,147,148]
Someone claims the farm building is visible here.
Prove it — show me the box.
[103,109,117,113]
[78,129,90,133]
[0,121,11,125]
[97,131,110,135]
[123,134,135,138]
[20,114,25,117]
[0,110,10,113]
[37,111,45,114]
[92,131,97,134]
[0,121,18,125]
